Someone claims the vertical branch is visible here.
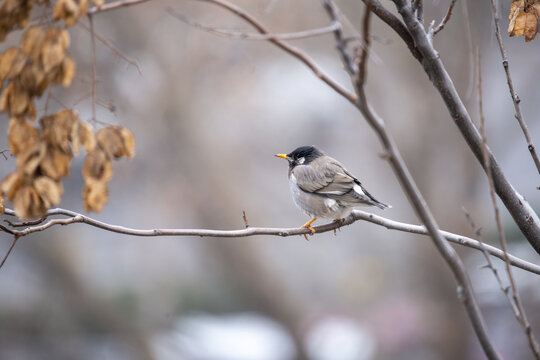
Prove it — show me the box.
[488,0,540,175]
[322,0,355,76]
[477,54,540,360]
[356,3,372,88]
[88,14,98,123]
[327,2,501,358]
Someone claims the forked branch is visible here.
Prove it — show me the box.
[389,0,540,254]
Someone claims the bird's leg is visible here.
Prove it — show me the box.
[301,218,317,239]
[333,218,344,235]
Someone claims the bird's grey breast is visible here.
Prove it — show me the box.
[289,165,342,218]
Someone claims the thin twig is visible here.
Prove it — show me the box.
[77,21,142,75]
[488,0,540,176]
[357,3,372,88]
[89,14,98,123]
[87,0,153,15]
[433,0,457,35]
[49,92,69,109]
[1,208,538,275]
[168,7,340,41]
[0,235,19,269]
[322,0,355,75]
[462,206,520,318]
[242,211,249,228]
[197,0,356,102]
[477,53,540,360]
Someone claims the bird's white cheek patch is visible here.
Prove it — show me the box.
[297,157,305,164]
[353,184,365,196]
[324,198,337,208]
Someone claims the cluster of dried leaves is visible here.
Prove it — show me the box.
[0,0,45,41]
[0,0,135,219]
[2,111,134,218]
[509,0,540,41]
[0,26,75,119]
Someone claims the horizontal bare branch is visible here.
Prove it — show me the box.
[3,208,539,275]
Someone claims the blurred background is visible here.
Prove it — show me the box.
[0,0,539,359]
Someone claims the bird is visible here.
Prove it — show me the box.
[275,145,390,235]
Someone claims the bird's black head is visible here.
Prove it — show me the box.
[276,146,324,168]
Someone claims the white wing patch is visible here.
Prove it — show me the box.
[353,184,365,196]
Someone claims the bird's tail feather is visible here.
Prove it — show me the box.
[374,201,391,209]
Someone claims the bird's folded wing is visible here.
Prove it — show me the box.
[293,159,355,195]
[293,159,381,205]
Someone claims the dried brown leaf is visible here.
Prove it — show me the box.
[17,140,46,175]
[0,0,34,42]
[78,121,95,153]
[53,0,87,27]
[41,33,68,72]
[509,0,525,35]
[119,127,135,158]
[0,82,34,117]
[82,181,108,212]
[19,62,48,97]
[33,176,63,208]
[71,120,80,156]
[1,171,24,201]
[13,184,47,219]
[9,83,30,116]
[0,82,9,110]
[0,48,26,83]
[82,148,113,182]
[39,145,72,180]
[61,56,75,87]
[0,195,4,214]
[514,12,538,41]
[96,126,136,159]
[40,109,78,152]
[8,117,39,155]
[21,26,46,60]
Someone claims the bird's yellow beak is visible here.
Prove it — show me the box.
[275,154,288,160]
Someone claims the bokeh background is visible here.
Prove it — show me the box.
[0,0,539,359]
